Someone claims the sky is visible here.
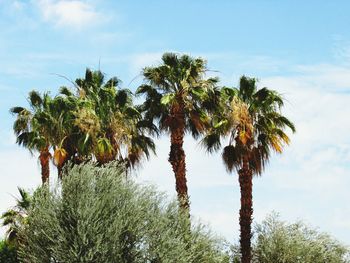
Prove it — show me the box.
[0,0,350,245]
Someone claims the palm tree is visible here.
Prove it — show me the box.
[11,91,74,181]
[136,53,220,214]
[202,76,295,263]
[11,91,54,184]
[1,188,31,245]
[61,69,156,168]
[50,95,77,178]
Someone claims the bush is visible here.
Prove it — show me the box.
[0,240,18,263]
[230,213,350,263]
[18,162,229,263]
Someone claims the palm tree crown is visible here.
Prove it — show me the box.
[136,53,220,213]
[138,53,220,137]
[61,68,156,168]
[204,76,295,173]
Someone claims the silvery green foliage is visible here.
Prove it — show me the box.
[230,213,349,263]
[18,162,229,263]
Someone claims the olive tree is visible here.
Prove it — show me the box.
[18,162,229,263]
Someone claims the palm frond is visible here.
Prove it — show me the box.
[213,75,295,175]
[105,76,120,88]
[116,89,132,108]
[59,86,74,96]
[239,76,257,102]
[10,106,26,114]
[201,133,221,153]
[222,145,240,172]
[16,187,31,210]
[28,90,43,108]
[1,210,17,226]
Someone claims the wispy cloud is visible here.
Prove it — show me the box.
[34,0,104,30]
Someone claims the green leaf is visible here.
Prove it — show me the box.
[83,133,90,145]
[213,120,227,129]
[191,86,205,98]
[160,94,175,105]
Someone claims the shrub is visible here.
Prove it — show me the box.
[18,162,229,263]
[230,213,350,263]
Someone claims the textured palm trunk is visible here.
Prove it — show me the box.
[57,164,63,180]
[238,160,253,263]
[168,103,190,216]
[39,147,50,184]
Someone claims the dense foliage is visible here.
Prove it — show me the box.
[0,240,19,263]
[230,214,350,263]
[11,69,156,182]
[17,162,229,263]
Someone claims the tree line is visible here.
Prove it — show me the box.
[9,53,295,263]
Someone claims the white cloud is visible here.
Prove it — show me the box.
[34,0,103,29]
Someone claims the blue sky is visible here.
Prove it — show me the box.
[1,0,350,245]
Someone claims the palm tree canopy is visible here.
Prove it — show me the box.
[11,90,75,151]
[1,188,31,243]
[11,92,49,153]
[136,52,220,138]
[60,68,156,167]
[203,76,295,175]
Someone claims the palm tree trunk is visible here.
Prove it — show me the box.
[39,147,50,184]
[57,165,63,180]
[238,160,253,263]
[168,104,190,216]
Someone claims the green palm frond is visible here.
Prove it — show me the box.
[115,89,132,108]
[17,187,31,210]
[138,53,221,136]
[136,84,159,97]
[239,76,257,103]
[1,210,17,226]
[201,133,221,153]
[136,120,159,137]
[204,76,295,175]
[10,106,26,114]
[13,116,30,135]
[28,90,43,108]
[126,134,156,168]
[59,86,74,97]
[104,76,120,88]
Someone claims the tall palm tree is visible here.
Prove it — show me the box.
[61,69,156,168]
[1,188,31,245]
[11,91,54,184]
[11,91,74,181]
[202,76,295,263]
[136,53,220,214]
